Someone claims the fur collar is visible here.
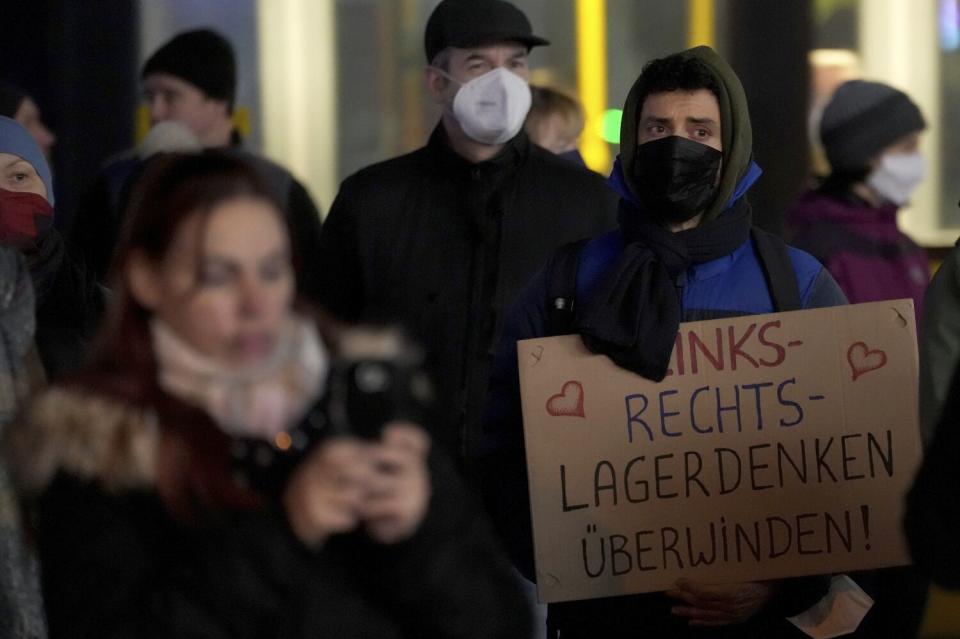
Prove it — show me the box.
[5,387,159,497]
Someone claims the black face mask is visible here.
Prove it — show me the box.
[632,135,723,224]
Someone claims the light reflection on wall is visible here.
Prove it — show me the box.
[808,48,861,177]
[576,0,611,172]
[860,0,943,245]
[940,0,960,51]
[257,0,338,214]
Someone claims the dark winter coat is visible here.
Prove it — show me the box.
[314,126,618,461]
[920,242,960,443]
[5,387,530,639]
[906,361,960,589]
[33,238,105,379]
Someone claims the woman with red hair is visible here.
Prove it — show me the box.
[4,151,528,638]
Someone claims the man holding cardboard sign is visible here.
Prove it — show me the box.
[510,302,922,637]
[481,47,865,637]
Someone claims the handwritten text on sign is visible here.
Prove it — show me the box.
[517,301,922,604]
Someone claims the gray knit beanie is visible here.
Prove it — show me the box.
[819,79,925,172]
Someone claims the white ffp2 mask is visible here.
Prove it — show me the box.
[866,152,925,206]
[440,67,532,145]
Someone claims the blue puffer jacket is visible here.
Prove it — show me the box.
[479,170,846,639]
[576,227,845,321]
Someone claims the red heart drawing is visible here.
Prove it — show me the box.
[847,342,887,381]
[546,381,586,418]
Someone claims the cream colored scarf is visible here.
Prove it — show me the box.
[151,316,327,440]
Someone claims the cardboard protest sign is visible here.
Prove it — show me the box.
[517,300,922,604]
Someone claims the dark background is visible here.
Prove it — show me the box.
[1,0,138,234]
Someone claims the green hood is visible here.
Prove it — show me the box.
[619,45,753,223]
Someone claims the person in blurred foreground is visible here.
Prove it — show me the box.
[5,151,529,639]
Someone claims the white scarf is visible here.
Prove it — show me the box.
[151,316,327,440]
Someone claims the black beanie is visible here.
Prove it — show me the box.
[142,29,236,108]
[819,79,925,172]
[0,81,27,118]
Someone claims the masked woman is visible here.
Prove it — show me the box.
[0,116,104,379]
[785,80,929,323]
[5,151,528,639]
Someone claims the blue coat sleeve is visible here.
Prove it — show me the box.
[802,268,848,309]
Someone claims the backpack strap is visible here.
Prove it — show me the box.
[547,230,798,330]
[751,227,801,312]
[545,239,589,336]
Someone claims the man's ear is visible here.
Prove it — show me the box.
[425,66,451,105]
[126,250,162,311]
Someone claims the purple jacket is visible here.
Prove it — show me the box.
[785,190,929,321]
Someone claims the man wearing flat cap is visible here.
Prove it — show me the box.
[315,0,617,467]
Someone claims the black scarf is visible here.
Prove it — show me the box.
[574,198,752,381]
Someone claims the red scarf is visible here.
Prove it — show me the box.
[0,188,53,248]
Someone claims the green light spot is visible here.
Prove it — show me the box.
[600,109,623,144]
